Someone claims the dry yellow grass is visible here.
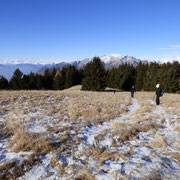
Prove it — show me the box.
[0,86,180,179]
[149,132,167,149]
[9,130,58,154]
[0,153,40,180]
[0,87,179,139]
[74,169,95,180]
[164,152,180,162]
[0,122,5,137]
[5,111,25,136]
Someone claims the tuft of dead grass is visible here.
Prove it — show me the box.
[5,112,24,136]
[0,154,40,180]
[0,122,5,137]
[112,122,163,143]
[148,132,167,149]
[110,122,127,129]
[74,169,95,180]
[143,170,162,180]
[9,130,58,154]
[163,152,180,162]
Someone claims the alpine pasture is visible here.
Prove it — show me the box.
[0,85,180,179]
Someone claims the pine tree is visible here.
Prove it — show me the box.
[9,69,23,90]
[28,72,37,89]
[107,68,117,88]
[65,67,73,89]
[42,69,53,89]
[135,62,146,91]
[119,64,136,91]
[143,62,159,91]
[115,67,122,89]
[52,68,57,80]
[77,69,83,85]
[168,61,180,92]
[82,57,106,91]
[0,76,8,89]
[64,66,80,89]
[21,75,30,89]
[53,68,65,90]
[36,74,43,90]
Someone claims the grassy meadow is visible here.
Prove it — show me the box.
[0,85,180,179]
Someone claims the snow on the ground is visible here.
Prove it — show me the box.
[0,94,180,179]
[74,98,180,179]
[0,140,33,165]
[78,98,139,147]
[18,153,59,180]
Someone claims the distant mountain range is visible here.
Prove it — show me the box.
[36,55,148,74]
[0,63,46,80]
[0,54,178,80]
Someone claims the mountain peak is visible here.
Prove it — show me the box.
[101,54,125,63]
[1,54,179,80]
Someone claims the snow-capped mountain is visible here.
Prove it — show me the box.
[0,55,147,80]
[36,58,92,74]
[37,54,147,74]
[100,54,147,67]
[1,54,178,80]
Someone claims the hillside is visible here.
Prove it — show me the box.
[0,86,180,179]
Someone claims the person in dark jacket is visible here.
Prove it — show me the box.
[130,86,135,98]
[155,84,162,105]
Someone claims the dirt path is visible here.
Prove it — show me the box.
[76,98,180,179]
[78,98,140,147]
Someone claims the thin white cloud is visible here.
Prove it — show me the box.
[169,45,180,48]
[159,48,174,50]
[160,45,180,50]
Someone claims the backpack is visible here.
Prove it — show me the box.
[160,87,164,97]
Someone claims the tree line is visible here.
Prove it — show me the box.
[0,66,82,90]
[0,57,179,93]
[107,61,180,93]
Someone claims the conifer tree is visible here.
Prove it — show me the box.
[168,61,180,92]
[29,72,37,89]
[114,67,122,89]
[82,57,106,91]
[120,64,136,91]
[65,66,79,89]
[52,68,57,80]
[21,75,30,89]
[143,63,159,91]
[135,62,146,91]
[36,74,43,90]
[65,66,73,89]
[107,68,117,88]
[159,63,169,92]
[0,76,8,89]
[53,68,65,90]
[9,68,23,90]
[77,69,83,85]
[42,69,53,89]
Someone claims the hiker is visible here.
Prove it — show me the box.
[130,86,135,98]
[155,84,163,105]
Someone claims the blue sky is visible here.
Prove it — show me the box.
[0,0,180,63]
